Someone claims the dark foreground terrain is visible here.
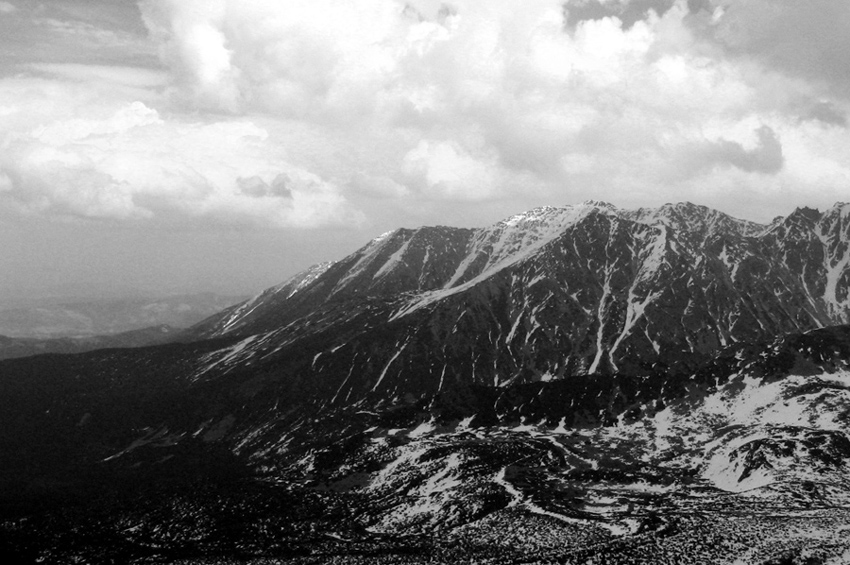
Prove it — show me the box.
[3,326,850,564]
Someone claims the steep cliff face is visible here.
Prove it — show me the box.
[180,201,850,407]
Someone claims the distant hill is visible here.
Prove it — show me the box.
[0,293,248,340]
[0,324,183,360]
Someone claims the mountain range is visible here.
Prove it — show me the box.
[2,201,850,564]
[187,200,850,401]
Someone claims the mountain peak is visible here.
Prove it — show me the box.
[782,206,821,229]
[622,201,765,240]
[828,202,850,223]
[498,201,616,228]
[581,199,617,209]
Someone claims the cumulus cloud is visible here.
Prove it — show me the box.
[139,0,401,115]
[129,0,850,222]
[402,139,500,200]
[140,0,241,112]
[1,0,848,234]
[565,0,678,30]
[0,101,362,227]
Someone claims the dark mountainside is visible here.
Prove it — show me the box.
[2,201,850,564]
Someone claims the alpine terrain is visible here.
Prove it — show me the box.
[2,201,850,564]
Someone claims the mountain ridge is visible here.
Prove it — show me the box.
[175,201,850,408]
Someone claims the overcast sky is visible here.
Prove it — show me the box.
[1,0,849,302]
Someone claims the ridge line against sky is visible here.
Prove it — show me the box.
[1,0,849,301]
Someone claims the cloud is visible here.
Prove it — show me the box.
[1,0,845,234]
[0,2,15,15]
[0,170,12,191]
[140,0,241,112]
[402,139,499,200]
[131,0,850,223]
[237,174,292,199]
[800,101,848,128]
[139,0,415,116]
[0,101,362,227]
[691,0,850,96]
[0,2,157,69]
[564,0,677,30]
[348,173,411,199]
[684,125,784,174]
[29,64,167,89]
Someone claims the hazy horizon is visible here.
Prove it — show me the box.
[2,0,849,303]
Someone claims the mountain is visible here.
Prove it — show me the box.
[2,201,850,564]
[184,200,850,404]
